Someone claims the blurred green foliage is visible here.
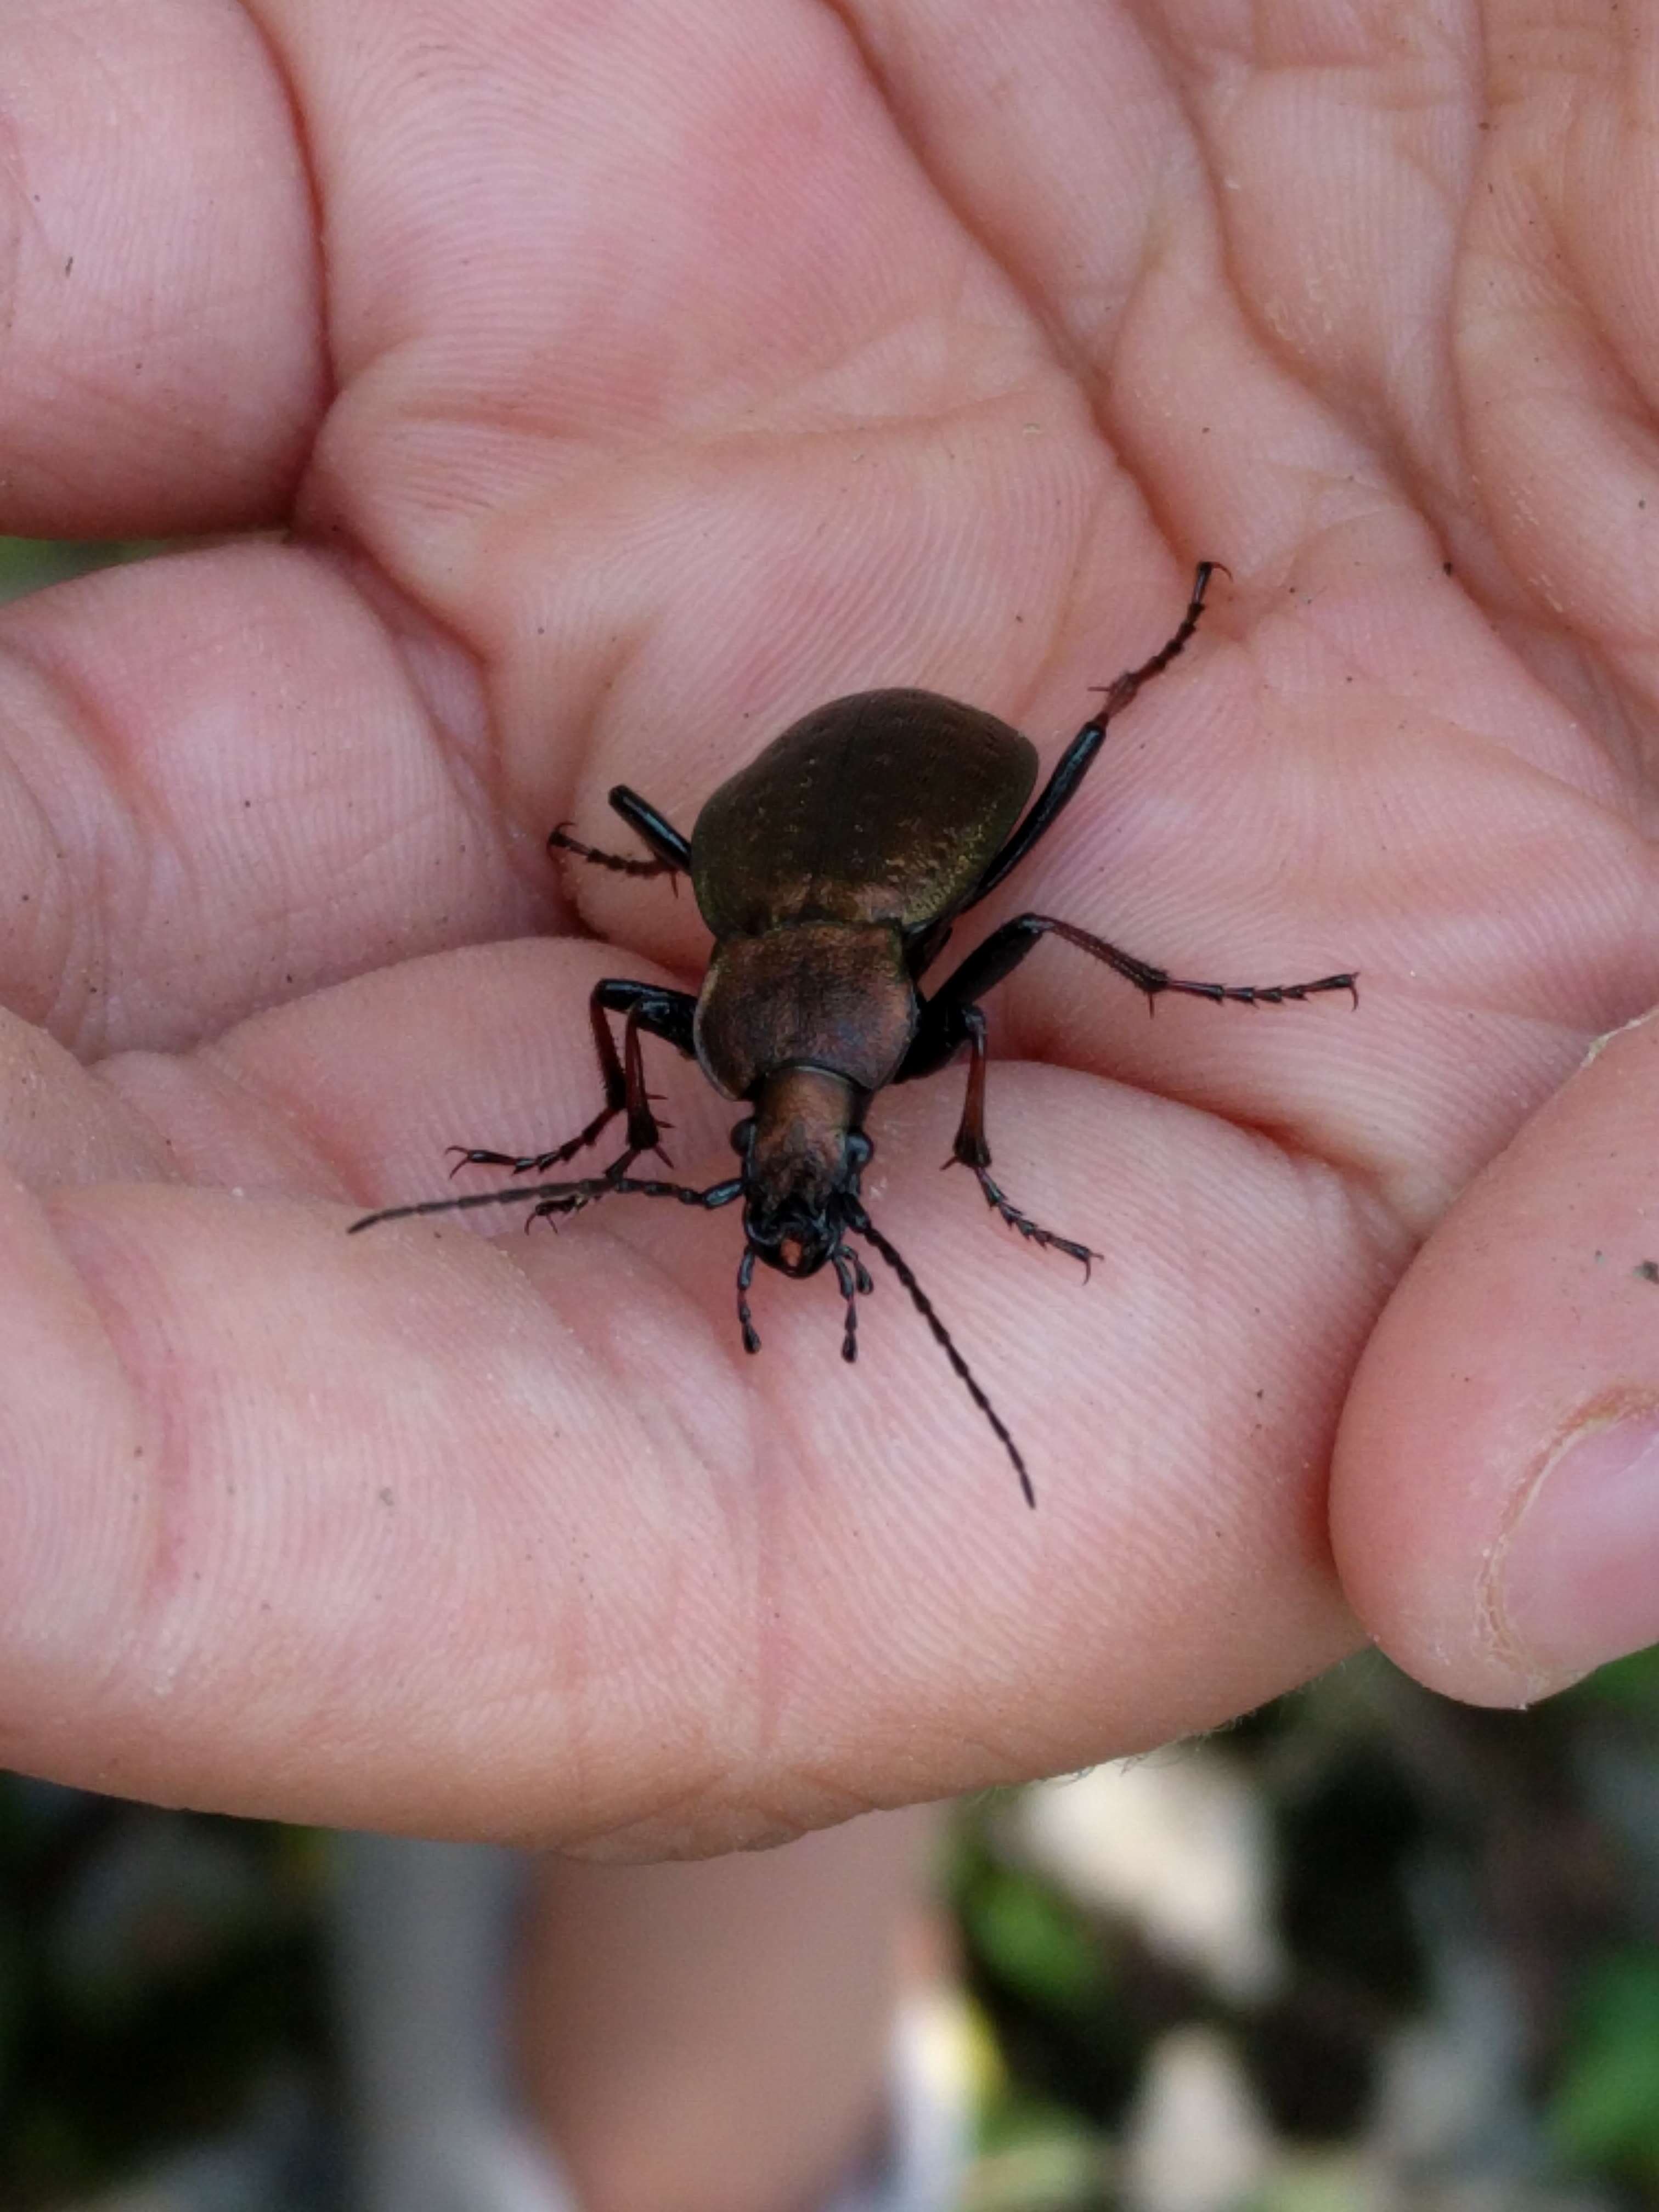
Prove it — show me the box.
[1549,1950,1659,2187]
[1568,1641,1659,1719]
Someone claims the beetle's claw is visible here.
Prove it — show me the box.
[447,1144,516,1178]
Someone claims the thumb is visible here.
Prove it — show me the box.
[1333,1010,1659,1705]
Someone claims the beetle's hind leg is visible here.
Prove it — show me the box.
[548,785,692,880]
[448,979,697,1182]
[962,562,1222,913]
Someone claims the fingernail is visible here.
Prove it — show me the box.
[1494,1412,1659,1690]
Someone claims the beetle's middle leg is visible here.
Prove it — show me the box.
[937,915,1358,1015]
[899,996,1099,1275]
[448,978,697,1181]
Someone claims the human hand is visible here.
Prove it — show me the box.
[1,0,1653,1854]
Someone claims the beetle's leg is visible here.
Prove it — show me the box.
[584,1001,685,1179]
[548,785,692,879]
[916,914,1357,1023]
[963,562,1220,912]
[447,980,696,1179]
[900,998,1098,1274]
[953,1007,1098,1274]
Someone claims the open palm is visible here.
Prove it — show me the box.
[2,0,1654,1853]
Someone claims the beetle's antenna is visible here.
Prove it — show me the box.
[349,1171,744,1235]
[846,1206,1035,1509]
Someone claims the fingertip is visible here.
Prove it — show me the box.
[1333,1012,1659,1705]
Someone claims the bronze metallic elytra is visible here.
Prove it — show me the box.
[351,565,1357,1505]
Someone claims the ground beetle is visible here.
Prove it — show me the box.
[353,565,1356,1503]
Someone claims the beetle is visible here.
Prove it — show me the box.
[352,564,1355,1504]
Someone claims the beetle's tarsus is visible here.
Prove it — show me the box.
[1082,558,1220,734]
[548,825,677,879]
[964,1167,1097,1280]
[444,1098,623,1179]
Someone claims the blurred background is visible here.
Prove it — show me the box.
[2,540,1657,2212]
[4,1649,1658,2210]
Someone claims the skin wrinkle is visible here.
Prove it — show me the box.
[0,678,83,1029]
[45,1203,204,1709]
[1183,58,1477,549]
[0,105,26,343]
[7,554,478,1054]
[154,1033,369,1200]
[1492,194,1659,521]
[75,1056,183,1188]
[832,2,1178,422]
[298,543,515,854]
[235,1,336,414]
[0,630,132,1049]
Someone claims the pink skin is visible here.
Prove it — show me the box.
[515,1810,940,2212]
[0,0,1656,1860]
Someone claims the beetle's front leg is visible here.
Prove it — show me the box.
[949,1007,1099,1275]
[548,785,692,880]
[899,995,1098,1277]
[448,978,697,1180]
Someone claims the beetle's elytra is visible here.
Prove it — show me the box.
[352,565,1356,1504]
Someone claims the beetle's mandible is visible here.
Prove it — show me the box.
[352,564,1357,1504]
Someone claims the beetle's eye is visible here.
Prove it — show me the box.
[845,1133,873,1169]
[730,1117,756,1156]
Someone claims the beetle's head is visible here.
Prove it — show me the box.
[726,1063,1031,1503]
[733,1065,871,1278]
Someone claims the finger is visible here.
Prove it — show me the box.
[1333,1010,1659,1705]
[0,541,552,1055]
[0,943,1373,1847]
[0,0,323,535]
